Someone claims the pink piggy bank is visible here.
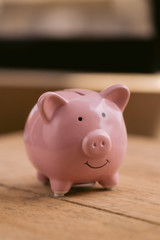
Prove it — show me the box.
[24,84,130,196]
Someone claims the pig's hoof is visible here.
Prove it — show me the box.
[50,180,72,197]
[54,192,65,197]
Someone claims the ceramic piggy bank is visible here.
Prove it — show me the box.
[24,84,130,196]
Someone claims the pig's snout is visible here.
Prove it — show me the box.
[82,130,112,158]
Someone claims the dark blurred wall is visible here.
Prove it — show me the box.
[0,0,159,73]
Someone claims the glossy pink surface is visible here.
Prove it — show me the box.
[24,84,130,196]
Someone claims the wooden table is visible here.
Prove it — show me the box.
[0,132,160,240]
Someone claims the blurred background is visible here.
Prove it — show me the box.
[0,0,160,137]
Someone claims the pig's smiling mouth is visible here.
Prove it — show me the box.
[85,160,110,169]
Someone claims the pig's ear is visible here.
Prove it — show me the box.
[100,84,130,112]
[37,92,68,123]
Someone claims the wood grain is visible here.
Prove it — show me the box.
[0,132,160,239]
[1,0,107,4]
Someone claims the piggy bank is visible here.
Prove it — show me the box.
[24,84,130,196]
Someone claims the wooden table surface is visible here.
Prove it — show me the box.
[0,132,160,240]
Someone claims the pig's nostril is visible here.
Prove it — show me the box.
[101,141,105,147]
[92,140,106,148]
[92,142,97,148]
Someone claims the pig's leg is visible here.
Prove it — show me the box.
[50,179,72,197]
[37,172,49,184]
[99,172,119,190]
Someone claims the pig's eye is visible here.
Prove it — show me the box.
[78,117,83,121]
[102,113,106,118]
